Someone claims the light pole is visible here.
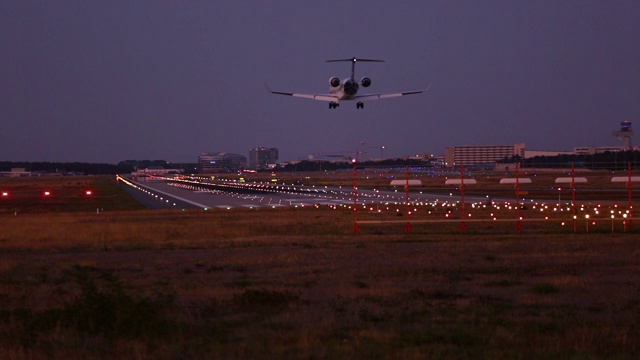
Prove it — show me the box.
[611,214,615,233]
[585,214,590,233]
[558,187,561,208]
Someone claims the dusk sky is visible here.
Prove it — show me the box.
[1,1,639,163]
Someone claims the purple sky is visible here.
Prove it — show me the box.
[1,1,639,163]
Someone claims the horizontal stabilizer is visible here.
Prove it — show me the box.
[326,57,384,63]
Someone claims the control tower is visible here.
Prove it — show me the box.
[612,121,633,150]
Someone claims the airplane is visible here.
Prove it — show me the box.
[267,57,427,109]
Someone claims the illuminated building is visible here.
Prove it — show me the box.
[248,147,279,170]
[198,152,247,173]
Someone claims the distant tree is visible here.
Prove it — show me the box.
[0,161,126,174]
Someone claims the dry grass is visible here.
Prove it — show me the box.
[0,174,639,359]
[1,229,639,359]
[0,207,352,251]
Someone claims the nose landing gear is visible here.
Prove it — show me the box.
[356,101,364,109]
[329,102,340,109]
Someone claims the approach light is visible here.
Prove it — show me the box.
[43,191,51,197]
[85,190,93,196]
[1,191,8,197]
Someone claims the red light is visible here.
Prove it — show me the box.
[43,191,51,197]
[85,190,93,196]
[1,191,8,197]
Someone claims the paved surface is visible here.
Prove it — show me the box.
[118,175,485,210]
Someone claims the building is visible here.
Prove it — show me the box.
[595,146,625,153]
[444,143,525,167]
[248,147,279,170]
[198,152,247,173]
[612,121,633,150]
[524,149,573,158]
[573,146,624,155]
[133,166,184,176]
[0,168,31,177]
[573,146,597,155]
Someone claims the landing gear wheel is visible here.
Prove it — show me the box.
[329,102,339,109]
[356,101,364,109]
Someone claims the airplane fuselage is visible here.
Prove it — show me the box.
[330,77,360,100]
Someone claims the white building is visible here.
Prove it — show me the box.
[444,143,525,167]
[0,168,31,177]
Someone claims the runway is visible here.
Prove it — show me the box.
[117,175,479,210]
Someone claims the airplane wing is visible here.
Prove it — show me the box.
[266,85,338,102]
[354,89,426,102]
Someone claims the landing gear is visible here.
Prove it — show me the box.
[356,101,364,109]
[329,102,339,109]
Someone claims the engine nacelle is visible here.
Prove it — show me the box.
[329,77,340,88]
[360,77,372,87]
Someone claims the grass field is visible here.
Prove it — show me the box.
[1,175,639,359]
[0,176,143,214]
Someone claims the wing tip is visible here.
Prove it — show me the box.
[265,83,294,96]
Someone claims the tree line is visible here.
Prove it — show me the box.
[0,160,198,175]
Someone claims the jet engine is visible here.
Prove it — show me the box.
[360,77,372,87]
[329,77,341,88]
